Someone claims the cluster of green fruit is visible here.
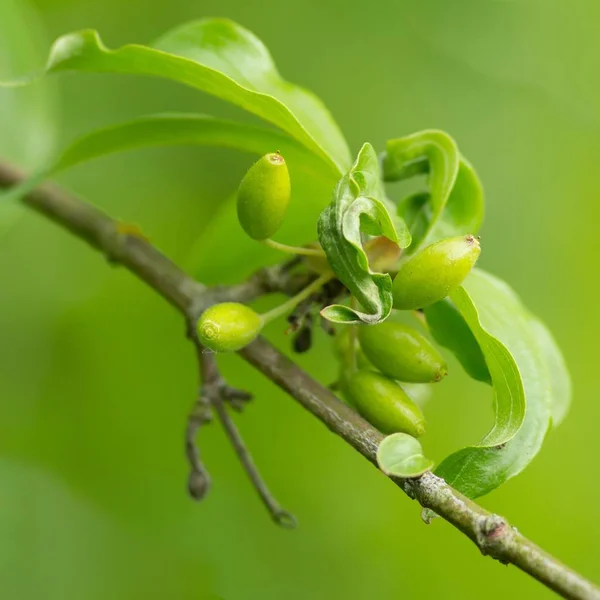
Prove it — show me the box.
[197,152,480,436]
[335,321,446,437]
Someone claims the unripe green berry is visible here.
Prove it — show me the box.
[344,370,426,437]
[392,235,481,310]
[197,303,263,353]
[237,152,291,240]
[358,321,448,383]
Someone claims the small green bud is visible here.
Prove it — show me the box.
[344,370,426,437]
[358,321,448,383]
[197,303,263,353]
[392,235,481,310]
[237,152,291,240]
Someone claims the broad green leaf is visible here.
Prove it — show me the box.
[317,143,411,324]
[377,433,434,478]
[529,316,571,428]
[424,298,491,384]
[0,113,338,206]
[3,19,349,175]
[436,269,552,498]
[383,130,483,255]
[52,114,330,179]
[0,0,58,236]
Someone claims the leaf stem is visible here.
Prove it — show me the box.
[347,298,360,372]
[263,238,326,257]
[261,272,333,324]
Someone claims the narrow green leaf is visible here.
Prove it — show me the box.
[436,269,552,498]
[424,298,491,384]
[0,113,338,207]
[317,143,411,324]
[377,433,434,478]
[3,19,350,174]
[52,113,329,178]
[383,130,483,254]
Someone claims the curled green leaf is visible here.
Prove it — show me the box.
[436,269,557,498]
[1,18,350,174]
[377,433,434,478]
[424,298,491,383]
[318,143,411,324]
[383,130,483,255]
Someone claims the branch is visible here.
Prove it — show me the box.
[1,162,598,600]
[189,333,297,528]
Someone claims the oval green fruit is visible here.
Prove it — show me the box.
[344,370,426,437]
[197,302,263,353]
[358,321,448,383]
[237,152,291,240]
[392,235,481,310]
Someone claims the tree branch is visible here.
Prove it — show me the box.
[1,162,598,600]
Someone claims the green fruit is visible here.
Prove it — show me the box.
[392,235,481,310]
[237,152,291,240]
[358,321,448,383]
[344,370,426,437]
[197,303,263,353]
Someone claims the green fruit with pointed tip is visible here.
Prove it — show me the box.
[358,321,448,383]
[197,303,263,353]
[237,152,291,240]
[344,370,426,436]
[392,235,481,310]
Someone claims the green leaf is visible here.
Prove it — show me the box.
[0,0,58,168]
[0,0,58,236]
[0,113,338,206]
[3,18,349,175]
[424,298,491,384]
[435,269,553,498]
[528,316,571,428]
[51,113,329,179]
[377,433,434,478]
[383,130,483,255]
[318,143,411,324]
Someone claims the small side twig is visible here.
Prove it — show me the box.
[212,393,297,529]
[188,328,296,528]
[185,322,217,500]
[185,392,213,500]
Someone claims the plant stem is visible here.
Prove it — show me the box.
[261,272,333,324]
[263,238,326,257]
[347,298,359,373]
[2,161,599,600]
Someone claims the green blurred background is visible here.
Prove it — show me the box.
[1,0,599,598]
